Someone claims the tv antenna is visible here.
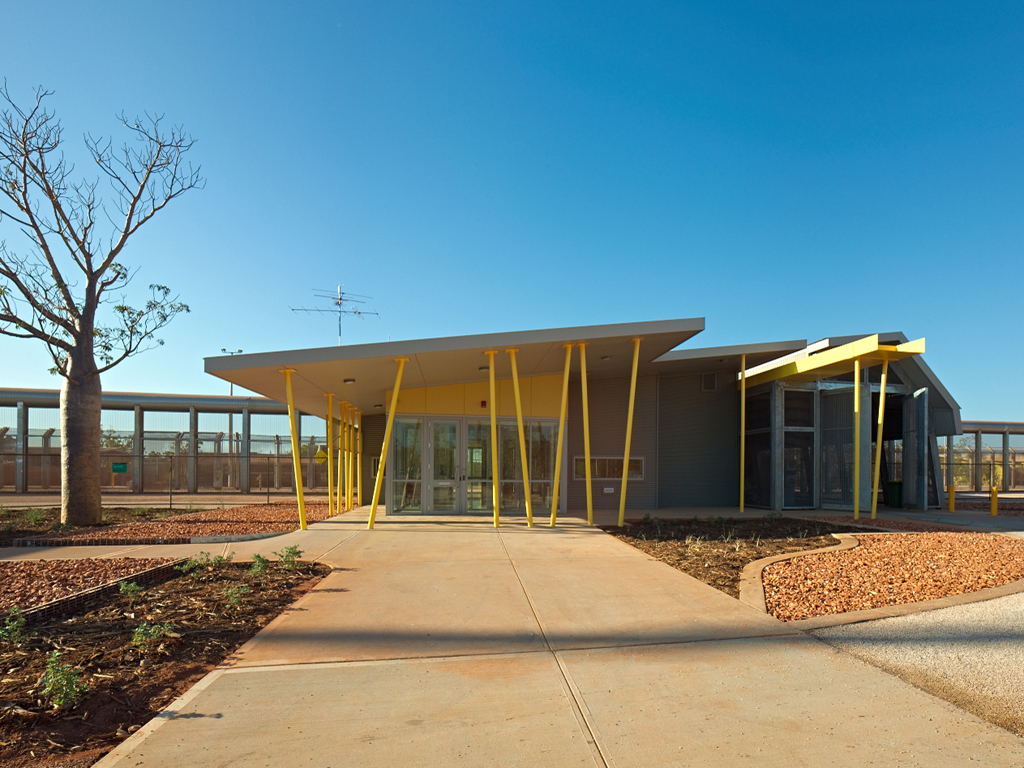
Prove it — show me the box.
[291,286,379,345]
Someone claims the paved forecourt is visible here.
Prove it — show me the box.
[16,508,1016,767]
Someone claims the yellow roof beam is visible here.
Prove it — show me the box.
[739,335,925,389]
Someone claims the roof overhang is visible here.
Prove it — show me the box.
[740,335,926,389]
[652,339,808,376]
[204,318,705,419]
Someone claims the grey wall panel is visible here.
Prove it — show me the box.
[567,375,658,510]
[360,413,386,500]
[656,374,739,507]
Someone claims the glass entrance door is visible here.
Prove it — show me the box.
[426,419,460,513]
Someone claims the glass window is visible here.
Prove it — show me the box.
[784,432,814,507]
[573,457,644,480]
[744,432,772,507]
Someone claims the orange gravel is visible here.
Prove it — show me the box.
[19,502,335,545]
[763,532,1024,621]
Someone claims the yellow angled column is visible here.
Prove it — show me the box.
[618,338,642,528]
[739,354,746,514]
[579,343,594,526]
[357,411,363,507]
[507,349,533,526]
[342,403,350,512]
[347,407,355,510]
[325,393,335,517]
[369,359,408,529]
[281,369,307,530]
[486,351,500,527]
[550,344,572,526]
[854,359,861,520]
[871,362,888,519]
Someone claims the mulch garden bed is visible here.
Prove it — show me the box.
[763,532,1024,621]
[607,514,865,598]
[0,507,201,549]
[0,560,173,613]
[0,555,331,768]
[12,503,333,547]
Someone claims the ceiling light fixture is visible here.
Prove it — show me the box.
[601,355,611,361]
[344,378,355,384]
[478,365,489,371]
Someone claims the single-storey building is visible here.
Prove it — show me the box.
[204,318,960,526]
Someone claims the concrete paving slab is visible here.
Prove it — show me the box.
[499,526,648,561]
[326,529,510,565]
[511,554,799,650]
[226,558,547,666]
[557,635,1024,767]
[98,653,598,768]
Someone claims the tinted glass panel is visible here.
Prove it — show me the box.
[746,392,771,431]
[785,390,814,428]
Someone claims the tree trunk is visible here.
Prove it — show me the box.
[61,350,103,526]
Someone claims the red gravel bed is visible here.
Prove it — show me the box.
[0,559,172,612]
[14,502,333,546]
[763,532,1024,621]
[794,515,965,533]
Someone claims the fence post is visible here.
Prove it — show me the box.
[133,405,144,493]
[240,407,251,493]
[15,401,27,494]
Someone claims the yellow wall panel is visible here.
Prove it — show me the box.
[529,375,562,418]
[388,375,561,417]
[464,381,490,415]
[425,383,465,414]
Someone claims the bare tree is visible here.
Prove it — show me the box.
[0,84,202,526]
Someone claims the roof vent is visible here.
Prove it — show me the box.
[701,373,717,392]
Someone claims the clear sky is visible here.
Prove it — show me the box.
[1,2,1021,419]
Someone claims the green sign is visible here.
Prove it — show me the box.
[112,462,128,474]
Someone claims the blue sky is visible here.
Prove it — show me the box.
[1,2,1021,418]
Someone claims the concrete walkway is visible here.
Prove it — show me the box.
[13,511,1023,767]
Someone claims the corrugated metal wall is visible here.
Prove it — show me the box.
[566,375,658,510]
[657,374,739,507]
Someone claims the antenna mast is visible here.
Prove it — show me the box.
[290,286,379,345]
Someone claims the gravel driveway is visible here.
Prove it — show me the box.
[811,592,1024,736]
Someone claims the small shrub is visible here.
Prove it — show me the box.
[50,521,74,533]
[42,652,88,709]
[0,607,28,644]
[132,622,175,649]
[248,553,270,581]
[222,584,251,608]
[24,508,45,526]
[119,581,143,606]
[273,545,303,571]
[132,507,148,518]
[175,551,234,578]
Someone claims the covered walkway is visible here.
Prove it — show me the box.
[82,510,1024,767]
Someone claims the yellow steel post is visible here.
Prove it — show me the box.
[281,369,307,530]
[343,406,350,511]
[342,405,350,507]
[325,393,335,517]
[550,344,572,527]
[579,343,594,526]
[618,338,642,528]
[853,359,861,521]
[948,484,955,512]
[357,411,363,507]
[368,359,408,529]
[348,407,355,510]
[991,485,998,516]
[507,349,533,526]
[871,362,888,520]
[739,354,746,514]
[339,402,348,511]
[487,351,500,527]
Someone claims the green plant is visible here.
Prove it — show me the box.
[119,581,143,606]
[41,652,88,709]
[50,521,74,533]
[24,508,45,526]
[222,584,251,608]
[132,622,175,649]
[175,551,234,578]
[0,607,28,644]
[273,545,303,571]
[4,522,15,534]
[133,507,148,517]
[248,553,270,581]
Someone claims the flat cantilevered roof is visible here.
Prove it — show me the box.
[204,318,705,418]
